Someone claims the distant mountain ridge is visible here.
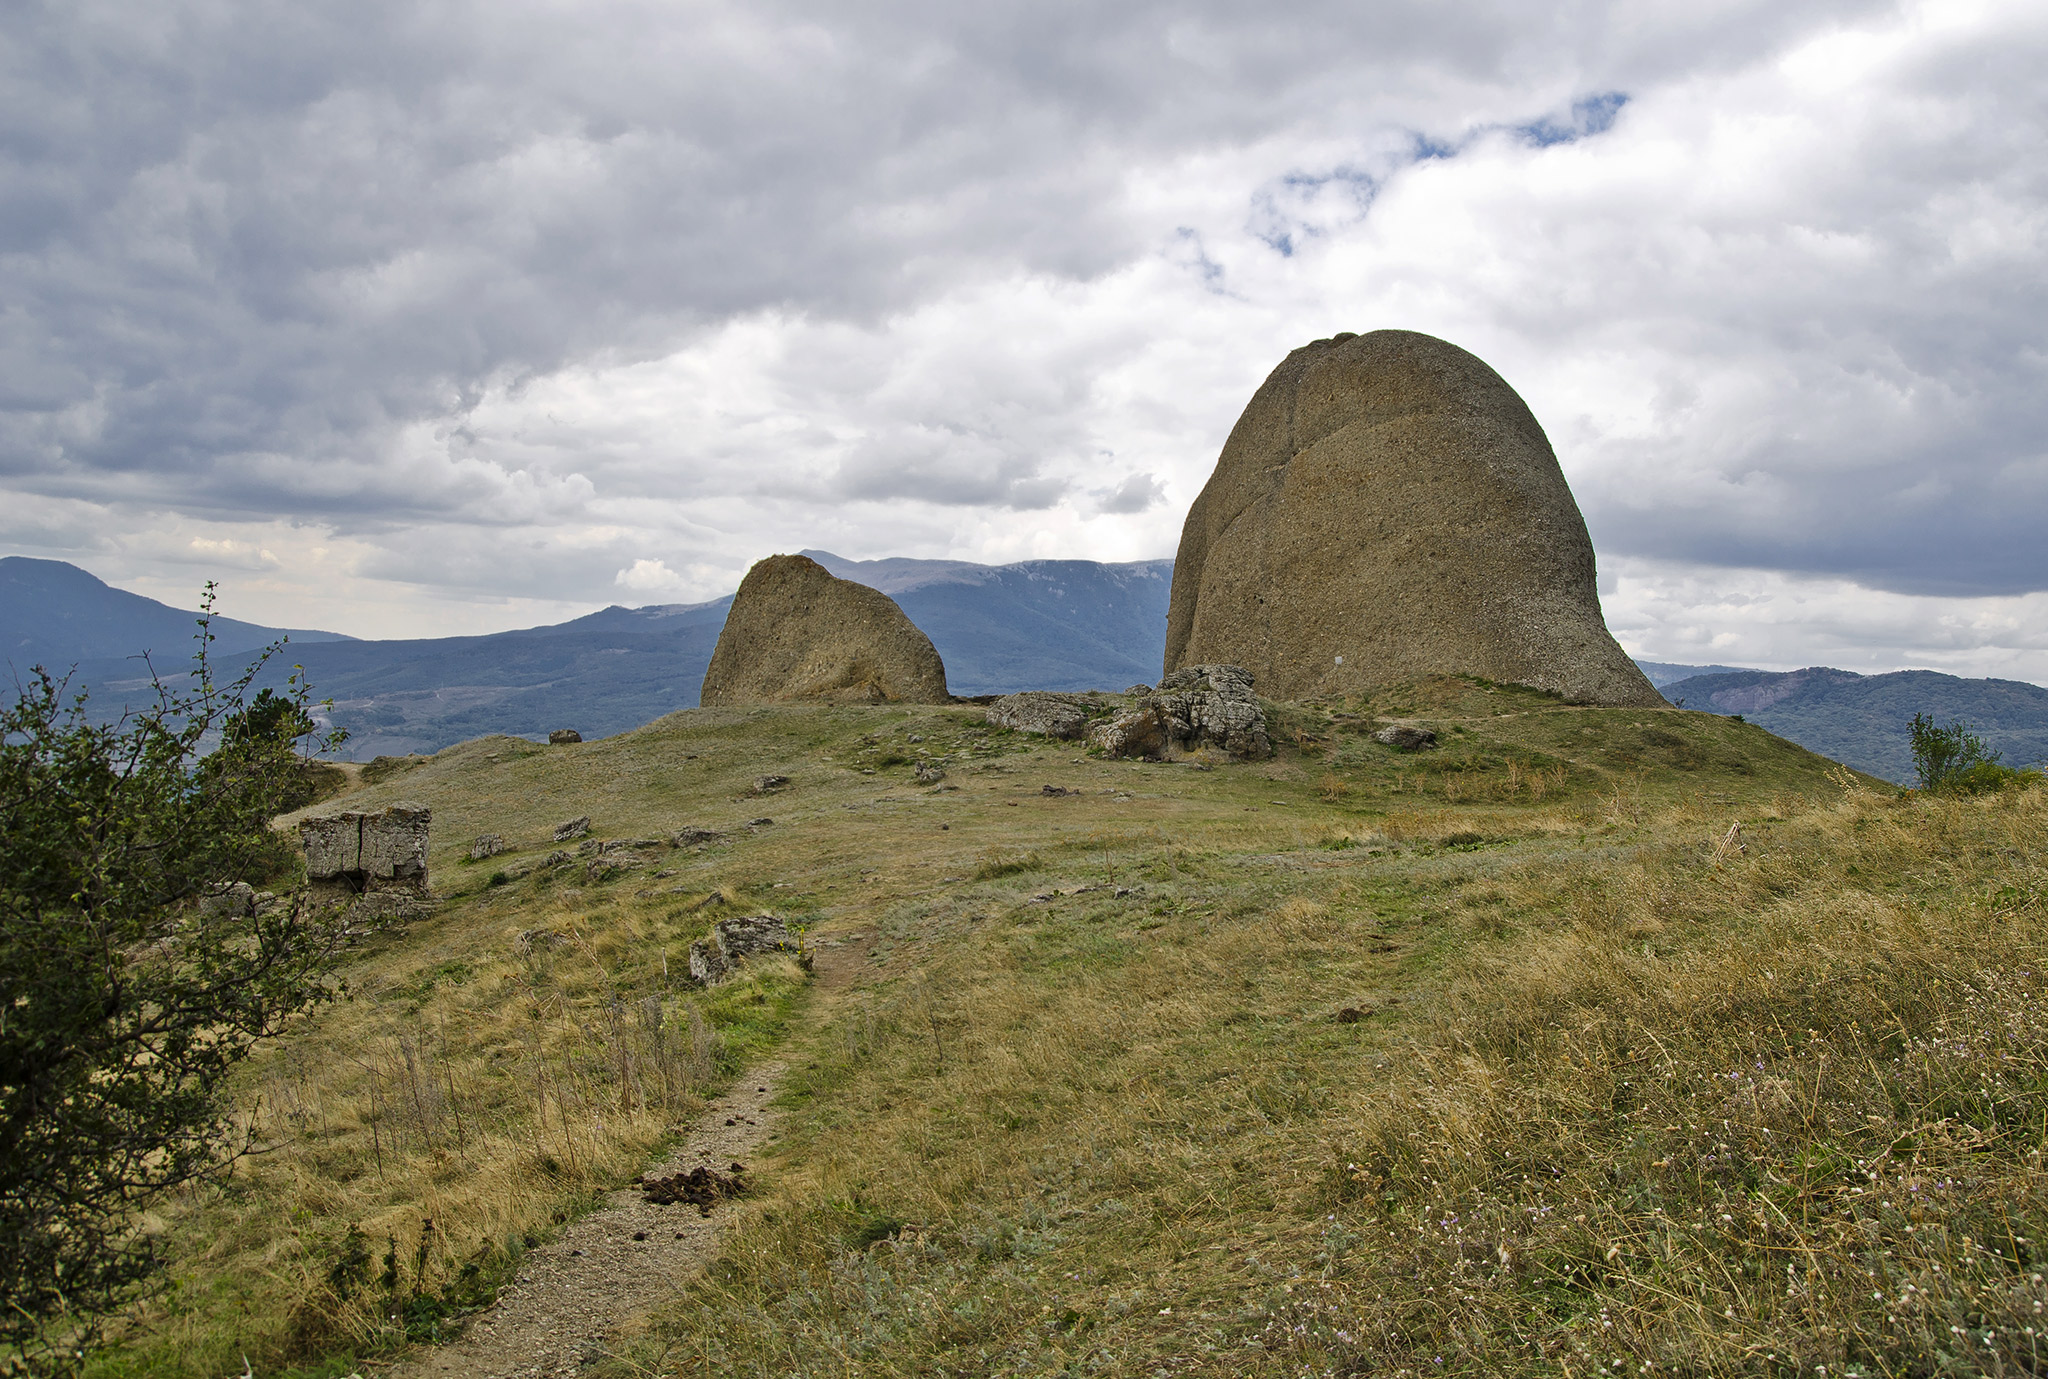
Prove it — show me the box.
[16,554,2048,777]
[1633,659,1760,688]
[1663,666,2048,783]
[1,556,352,670]
[20,553,1175,757]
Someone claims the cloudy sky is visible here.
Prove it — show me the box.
[4,0,2045,678]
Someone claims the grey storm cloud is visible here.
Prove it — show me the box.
[6,0,2046,655]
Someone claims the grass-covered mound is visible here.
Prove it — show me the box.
[81,682,2048,1376]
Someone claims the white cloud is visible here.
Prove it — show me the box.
[2,0,2044,683]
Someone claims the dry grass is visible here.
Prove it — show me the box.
[629,781,2048,1377]
[72,682,1926,1376]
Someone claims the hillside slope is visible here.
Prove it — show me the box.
[1667,665,2048,782]
[93,680,2048,1378]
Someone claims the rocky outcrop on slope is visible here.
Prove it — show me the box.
[300,802,434,920]
[688,915,803,985]
[1089,664,1271,760]
[701,555,949,706]
[985,691,1095,740]
[1165,330,1662,707]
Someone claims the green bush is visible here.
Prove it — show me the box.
[1908,711,2008,792]
[0,593,348,1370]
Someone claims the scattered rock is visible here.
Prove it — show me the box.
[915,760,947,785]
[553,816,592,842]
[1040,784,1079,797]
[544,850,574,869]
[1124,683,1155,696]
[197,881,257,918]
[745,817,773,828]
[700,554,949,705]
[986,692,1093,740]
[1090,665,1271,760]
[1164,329,1665,706]
[470,833,505,861]
[1374,724,1438,751]
[688,915,802,985]
[586,855,645,882]
[752,774,790,794]
[672,827,727,847]
[548,728,583,745]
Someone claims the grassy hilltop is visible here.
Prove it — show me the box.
[93,679,2048,1377]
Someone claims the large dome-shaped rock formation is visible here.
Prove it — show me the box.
[701,554,950,706]
[1165,330,1662,707]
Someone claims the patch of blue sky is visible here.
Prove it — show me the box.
[1248,167,1379,258]
[1515,91,1629,148]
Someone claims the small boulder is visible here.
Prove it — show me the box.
[549,728,583,745]
[986,692,1093,740]
[553,816,591,842]
[915,760,948,785]
[672,826,727,847]
[198,881,257,918]
[752,774,790,794]
[688,915,801,985]
[470,834,505,861]
[1374,724,1438,751]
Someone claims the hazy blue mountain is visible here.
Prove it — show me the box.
[803,550,1173,695]
[29,554,2046,776]
[1,556,351,672]
[1633,659,1760,688]
[38,552,1176,757]
[1664,666,2048,783]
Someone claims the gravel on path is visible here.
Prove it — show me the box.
[384,1067,785,1379]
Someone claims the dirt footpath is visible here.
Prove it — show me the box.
[385,1067,784,1379]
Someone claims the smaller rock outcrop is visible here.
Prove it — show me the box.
[1374,724,1438,751]
[300,803,433,920]
[1089,665,1272,760]
[548,728,583,745]
[552,816,591,842]
[701,554,948,706]
[688,915,803,985]
[986,692,1094,740]
[470,833,505,861]
[197,881,278,918]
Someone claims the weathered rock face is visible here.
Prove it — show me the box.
[300,803,433,917]
[701,555,949,706]
[1089,664,1272,760]
[1165,330,1663,707]
[688,915,803,985]
[986,692,1094,740]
